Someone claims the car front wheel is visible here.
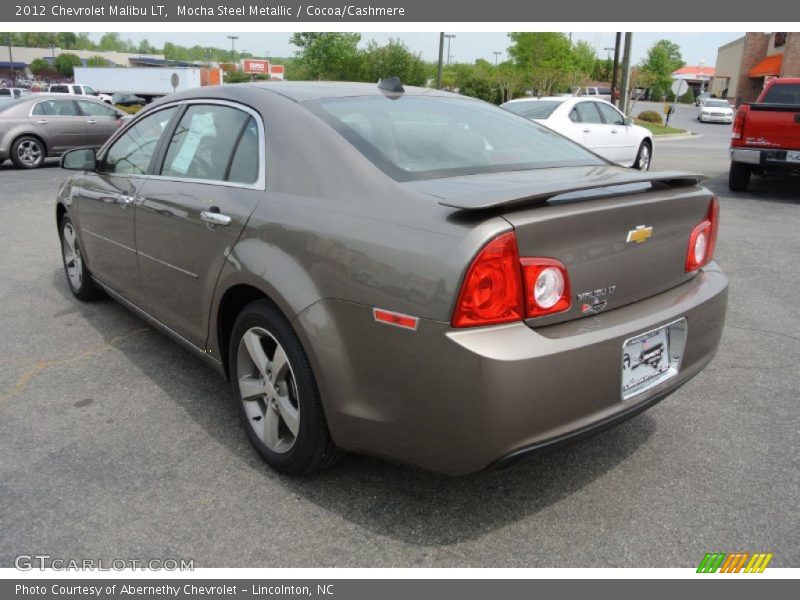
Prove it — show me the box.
[59,216,103,300]
[229,300,342,475]
[634,140,652,171]
[11,136,45,169]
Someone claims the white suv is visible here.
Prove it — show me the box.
[47,83,113,104]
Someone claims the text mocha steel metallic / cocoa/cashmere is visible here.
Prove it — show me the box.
[56,81,728,475]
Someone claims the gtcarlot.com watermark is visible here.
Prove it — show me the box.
[15,554,194,571]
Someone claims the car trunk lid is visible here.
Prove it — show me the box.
[406,166,712,327]
[744,103,800,149]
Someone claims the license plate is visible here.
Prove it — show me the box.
[787,151,800,163]
[621,319,687,400]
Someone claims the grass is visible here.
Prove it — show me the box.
[634,119,686,136]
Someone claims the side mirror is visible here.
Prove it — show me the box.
[623,116,634,126]
[60,147,97,171]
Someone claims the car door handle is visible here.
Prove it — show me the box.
[36,119,48,124]
[85,119,97,124]
[582,128,591,133]
[201,210,231,226]
[118,194,136,207]
[611,129,618,134]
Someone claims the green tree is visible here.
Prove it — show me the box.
[289,32,361,80]
[54,53,83,78]
[639,39,684,100]
[86,55,109,67]
[137,39,155,55]
[507,32,574,95]
[98,33,124,52]
[359,38,426,86]
[28,58,51,77]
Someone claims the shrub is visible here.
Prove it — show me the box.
[638,110,663,125]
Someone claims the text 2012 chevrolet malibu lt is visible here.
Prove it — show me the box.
[56,81,728,475]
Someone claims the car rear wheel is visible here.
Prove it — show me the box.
[634,140,652,171]
[11,136,45,169]
[229,300,342,475]
[59,216,103,300]
[728,161,751,192]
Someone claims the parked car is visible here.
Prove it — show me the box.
[729,77,800,191]
[695,92,712,107]
[56,81,728,475]
[112,93,147,107]
[698,99,734,124]
[0,95,126,169]
[0,87,27,99]
[575,86,613,102]
[48,83,113,104]
[502,96,653,170]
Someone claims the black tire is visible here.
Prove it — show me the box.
[728,161,751,192]
[10,135,45,169]
[59,215,103,301]
[634,140,652,171]
[229,299,342,475]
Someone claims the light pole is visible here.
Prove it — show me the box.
[436,33,444,89]
[7,34,15,86]
[227,35,238,67]
[493,51,501,65]
[444,34,455,66]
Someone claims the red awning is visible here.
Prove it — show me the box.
[749,54,783,78]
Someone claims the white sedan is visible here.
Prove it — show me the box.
[501,96,653,170]
[697,99,734,124]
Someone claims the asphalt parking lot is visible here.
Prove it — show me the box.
[1,102,798,568]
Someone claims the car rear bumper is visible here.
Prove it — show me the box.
[295,263,728,475]
[731,147,800,171]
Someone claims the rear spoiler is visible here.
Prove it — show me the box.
[438,171,704,211]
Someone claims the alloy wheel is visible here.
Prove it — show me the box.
[62,222,83,290]
[236,327,300,454]
[17,139,43,167]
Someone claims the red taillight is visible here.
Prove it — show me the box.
[451,232,524,328]
[685,197,719,272]
[520,258,571,317]
[452,232,572,328]
[731,108,746,140]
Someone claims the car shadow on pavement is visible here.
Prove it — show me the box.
[705,173,799,202]
[51,268,656,548]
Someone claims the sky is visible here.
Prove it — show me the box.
[88,31,745,67]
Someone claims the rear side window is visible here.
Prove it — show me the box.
[762,84,800,104]
[227,118,260,184]
[32,100,79,116]
[570,102,603,124]
[49,85,68,93]
[161,104,254,183]
[100,107,177,175]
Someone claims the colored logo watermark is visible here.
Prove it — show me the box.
[697,552,773,573]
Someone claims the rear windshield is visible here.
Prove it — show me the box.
[501,100,561,120]
[761,83,800,104]
[305,95,604,181]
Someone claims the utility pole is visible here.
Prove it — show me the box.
[445,34,455,66]
[227,35,238,67]
[493,51,501,65]
[436,32,444,89]
[611,32,621,107]
[619,32,633,114]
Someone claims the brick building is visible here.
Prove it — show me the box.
[711,32,800,105]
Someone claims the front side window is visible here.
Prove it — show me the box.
[71,86,83,95]
[306,95,603,181]
[100,107,177,175]
[596,102,624,125]
[161,104,253,182]
[84,86,97,96]
[32,100,79,116]
[78,100,118,118]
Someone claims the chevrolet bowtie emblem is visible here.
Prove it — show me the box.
[626,225,653,244]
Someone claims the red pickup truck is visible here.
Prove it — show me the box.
[729,77,800,191]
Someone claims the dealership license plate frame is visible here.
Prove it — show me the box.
[621,318,687,400]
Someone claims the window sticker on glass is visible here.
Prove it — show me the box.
[169,112,216,175]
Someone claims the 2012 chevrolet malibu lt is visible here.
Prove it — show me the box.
[55,81,728,475]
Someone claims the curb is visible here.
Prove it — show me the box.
[654,132,702,141]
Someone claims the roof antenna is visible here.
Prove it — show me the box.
[378,77,404,96]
